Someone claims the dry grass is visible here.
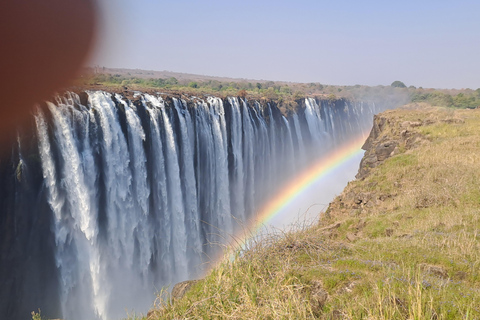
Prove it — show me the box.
[134,106,480,320]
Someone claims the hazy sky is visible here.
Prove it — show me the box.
[92,0,480,89]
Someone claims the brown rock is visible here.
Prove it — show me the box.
[349,209,360,216]
[419,264,448,279]
[341,281,356,293]
[355,220,367,231]
[385,228,394,237]
[375,140,398,161]
[321,222,341,231]
[391,146,401,156]
[328,232,339,239]
[171,280,199,301]
[454,271,468,280]
[146,309,158,319]
[330,310,348,319]
[407,121,422,127]
[441,118,465,124]
[346,232,357,242]
[310,280,328,314]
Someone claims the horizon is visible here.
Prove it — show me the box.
[83,66,475,91]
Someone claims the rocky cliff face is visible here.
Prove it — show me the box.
[356,112,425,180]
[326,103,466,220]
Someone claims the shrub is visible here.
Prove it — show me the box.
[391,80,407,88]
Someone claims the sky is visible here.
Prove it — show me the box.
[92,0,480,89]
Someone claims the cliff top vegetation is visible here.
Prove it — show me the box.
[72,68,480,111]
[120,104,480,320]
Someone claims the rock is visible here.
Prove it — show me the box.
[330,310,348,319]
[336,281,357,295]
[171,280,199,301]
[419,264,448,279]
[321,222,341,231]
[346,232,357,242]
[423,119,436,125]
[391,146,401,156]
[286,240,304,250]
[361,115,387,151]
[349,209,360,216]
[441,118,465,124]
[353,192,373,206]
[401,121,422,128]
[355,110,432,181]
[342,281,356,293]
[328,232,339,239]
[310,280,328,314]
[375,140,398,161]
[355,220,367,231]
[454,271,468,280]
[378,193,394,201]
[146,310,156,319]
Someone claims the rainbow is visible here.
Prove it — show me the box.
[228,133,369,255]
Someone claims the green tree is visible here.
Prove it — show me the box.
[429,91,453,107]
[166,77,178,85]
[237,89,247,98]
[453,93,476,108]
[391,81,407,88]
[264,87,278,100]
[293,91,304,100]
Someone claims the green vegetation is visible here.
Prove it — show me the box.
[412,90,480,109]
[74,71,412,111]
[31,310,44,320]
[75,71,479,112]
[391,81,407,88]
[136,106,480,319]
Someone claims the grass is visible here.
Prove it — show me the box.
[134,106,480,320]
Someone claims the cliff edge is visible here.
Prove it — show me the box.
[142,104,480,320]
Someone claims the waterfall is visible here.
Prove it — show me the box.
[0,91,385,320]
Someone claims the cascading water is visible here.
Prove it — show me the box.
[0,92,385,320]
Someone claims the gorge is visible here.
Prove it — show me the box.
[0,91,385,320]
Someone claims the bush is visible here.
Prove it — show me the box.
[391,80,407,88]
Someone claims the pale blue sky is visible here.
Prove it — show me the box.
[92,0,480,89]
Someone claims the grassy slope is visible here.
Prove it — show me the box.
[142,105,480,320]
